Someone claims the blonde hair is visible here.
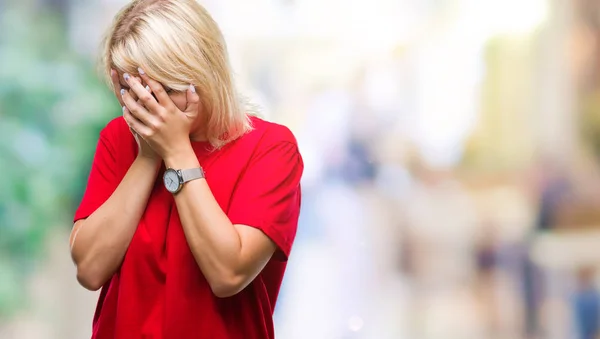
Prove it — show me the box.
[100,0,253,147]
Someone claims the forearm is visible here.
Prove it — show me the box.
[71,156,159,290]
[165,150,250,295]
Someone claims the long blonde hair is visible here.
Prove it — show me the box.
[100,0,253,147]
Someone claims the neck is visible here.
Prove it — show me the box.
[190,130,207,142]
[189,114,208,142]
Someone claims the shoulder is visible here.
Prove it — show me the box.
[96,117,135,162]
[244,116,298,150]
[101,116,130,138]
[223,116,301,170]
[98,116,133,151]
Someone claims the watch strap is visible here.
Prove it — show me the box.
[180,167,204,183]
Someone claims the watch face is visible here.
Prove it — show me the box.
[163,169,181,193]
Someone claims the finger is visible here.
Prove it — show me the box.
[123,106,152,137]
[185,84,200,117]
[132,85,151,105]
[124,72,163,113]
[121,86,157,128]
[110,69,125,107]
[127,86,149,130]
[137,68,175,108]
[132,86,152,121]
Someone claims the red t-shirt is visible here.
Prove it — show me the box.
[74,115,303,339]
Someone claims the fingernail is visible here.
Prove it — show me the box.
[145,85,151,92]
[124,73,130,81]
[120,89,125,97]
[138,67,145,75]
[122,106,126,113]
[189,84,196,93]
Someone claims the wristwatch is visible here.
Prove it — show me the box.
[163,167,205,194]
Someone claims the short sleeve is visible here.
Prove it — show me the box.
[73,125,120,223]
[228,140,303,261]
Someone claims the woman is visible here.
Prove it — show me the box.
[69,1,303,338]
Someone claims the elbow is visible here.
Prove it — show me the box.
[75,262,107,291]
[76,271,104,291]
[208,273,248,298]
[77,273,104,291]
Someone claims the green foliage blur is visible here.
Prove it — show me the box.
[0,4,117,318]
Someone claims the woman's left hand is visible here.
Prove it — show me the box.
[121,68,200,160]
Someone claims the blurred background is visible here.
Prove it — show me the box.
[3,0,600,338]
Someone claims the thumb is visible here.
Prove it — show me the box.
[184,84,200,117]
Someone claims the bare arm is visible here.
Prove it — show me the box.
[70,70,161,291]
[70,155,159,291]
[120,71,301,298]
[165,150,277,298]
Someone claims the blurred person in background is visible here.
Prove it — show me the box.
[275,86,379,338]
[572,267,600,339]
[473,222,501,337]
[522,158,571,338]
[68,1,303,338]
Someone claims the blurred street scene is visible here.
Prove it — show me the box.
[3,0,600,338]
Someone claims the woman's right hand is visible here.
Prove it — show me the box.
[130,127,159,160]
[111,69,160,161]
